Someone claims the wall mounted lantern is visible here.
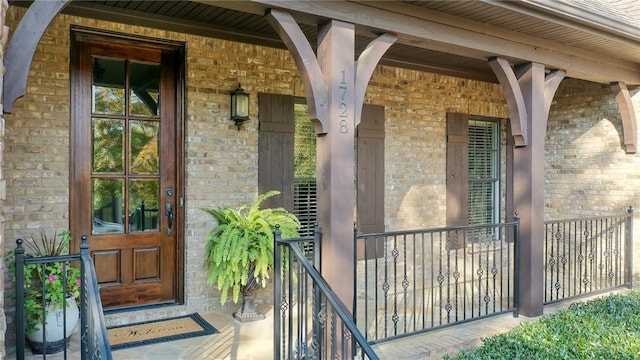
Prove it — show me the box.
[230,83,250,129]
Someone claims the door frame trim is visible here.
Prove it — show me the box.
[69,26,186,307]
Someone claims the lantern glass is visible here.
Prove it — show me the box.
[234,93,249,118]
[231,84,250,125]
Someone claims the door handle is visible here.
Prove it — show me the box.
[166,203,174,235]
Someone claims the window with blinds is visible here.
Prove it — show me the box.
[294,178,317,237]
[468,119,500,229]
[290,101,384,239]
[294,103,317,237]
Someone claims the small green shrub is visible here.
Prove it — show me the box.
[446,290,640,360]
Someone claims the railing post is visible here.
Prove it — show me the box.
[313,226,323,359]
[352,222,357,328]
[15,239,25,360]
[80,235,89,360]
[140,202,145,231]
[314,223,321,271]
[273,227,282,360]
[626,206,634,289]
[513,212,520,318]
[352,222,358,359]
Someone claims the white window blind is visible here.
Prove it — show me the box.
[468,119,499,228]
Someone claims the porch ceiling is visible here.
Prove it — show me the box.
[10,0,640,85]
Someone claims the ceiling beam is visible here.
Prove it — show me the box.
[355,1,638,73]
[63,1,500,83]
[193,0,321,26]
[248,1,640,85]
[379,57,497,83]
[62,1,286,49]
[192,0,268,16]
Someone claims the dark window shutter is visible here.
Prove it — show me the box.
[447,112,469,248]
[258,93,295,211]
[357,104,385,259]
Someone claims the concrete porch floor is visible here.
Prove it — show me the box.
[5,290,626,360]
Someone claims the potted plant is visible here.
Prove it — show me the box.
[202,190,300,321]
[8,230,81,354]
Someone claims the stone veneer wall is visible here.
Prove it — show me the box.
[2,3,640,349]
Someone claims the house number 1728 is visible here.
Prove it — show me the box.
[338,69,349,134]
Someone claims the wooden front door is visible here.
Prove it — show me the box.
[70,29,184,309]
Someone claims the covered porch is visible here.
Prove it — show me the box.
[1,0,640,358]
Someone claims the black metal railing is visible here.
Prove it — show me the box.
[355,220,519,344]
[275,226,379,360]
[15,235,112,360]
[129,201,160,232]
[544,207,633,304]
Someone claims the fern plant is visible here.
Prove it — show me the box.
[202,190,300,305]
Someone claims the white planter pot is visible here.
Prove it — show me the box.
[26,296,80,354]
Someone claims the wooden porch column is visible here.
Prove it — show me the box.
[314,19,357,309]
[490,58,565,317]
[267,10,393,309]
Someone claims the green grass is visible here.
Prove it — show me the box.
[445,290,640,360]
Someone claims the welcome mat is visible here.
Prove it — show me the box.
[108,313,218,350]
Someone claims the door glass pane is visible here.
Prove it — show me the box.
[93,58,125,115]
[130,120,159,175]
[130,62,160,117]
[92,179,125,234]
[129,179,160,232]
[92,118,124,173]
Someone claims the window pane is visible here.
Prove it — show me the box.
[294,104,316,178]
[294,179,317,237]
[129,179,160,232]
[92,58,125,115]
[468,119,499,228]
[92,179,125,234]
[130,120,159,175]
[293,103,317,237]
[93,118,124,173]
[130,62,160,117]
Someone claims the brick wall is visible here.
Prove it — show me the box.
[545,78,640,282]
[546,79,640,217]
[367,69,508,230]
[3,8,75,343]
